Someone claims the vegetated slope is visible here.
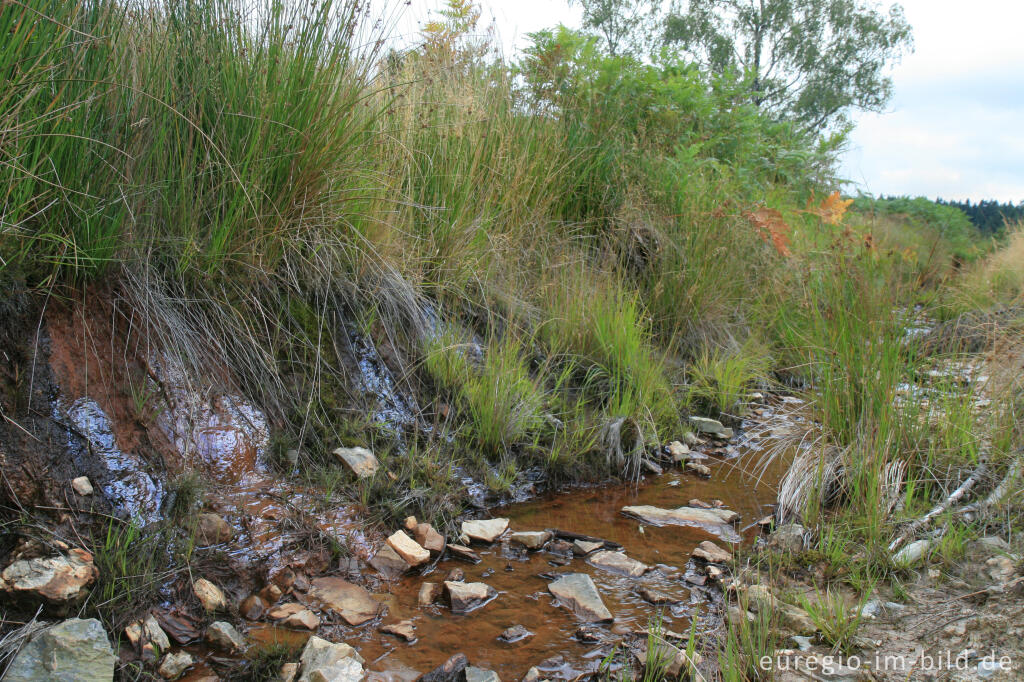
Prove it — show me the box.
[1,0,1017,557]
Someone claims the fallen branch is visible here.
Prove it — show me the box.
[889,463,988,552]
[957,454,1022,516]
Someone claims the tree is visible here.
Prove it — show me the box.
[663,0,913,131]
[568,0,663,56]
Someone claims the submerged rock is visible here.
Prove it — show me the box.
[446,544,481,563]
[499,624,533,642]
[572,540,602,556]
[638,586,681,605]
[462,518,509,543]
[445,581,497,613]
[309,577,381,626]
[422,653,469,682]
[547,573,613,622]
[587,550,650,577]
[0,548,97,607]
[621,505,740,542]
[380,620,416,642]
[5,618,115,682]
[418,582,443,606]
[333,446,379,479]
[465,667,502,682]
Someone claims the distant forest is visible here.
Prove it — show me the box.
[865,196,1024,236]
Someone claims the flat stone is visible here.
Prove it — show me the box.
[547,573,613,622]
[638,586,681,605]
[268,602,305,619]
[444,581,497,613]
[333,446,379,478]
[282,609,320,630]
[192,578,226,612]
[418,582,443,606]
[461,518,509,543]
[158,651,194,679]
[370,544,411,580]
[621,505,740,542]
[298,636,364,682]
[422,653,469,682]
[309,577,381,626]
[387,531,430,566]
[0,549,97,605]
[380,620,416,642]
[71,476,93,496]
[641,459,663,475]
[499,624,533,642]
[572,540,602,555]
[446,544,481,563]
[587,550,649,577]
[689,416,734,438]
[205,621,246,652]
[5,618,114,682]
[465,667,501,682]
[415,523,446,553]
[509,531,551,551]
[195,513,233,545]
[692,540,732,563]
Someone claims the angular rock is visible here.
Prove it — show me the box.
[268,602,305,620]
[205,621,246,652]
[308,661,362,682]
[418,582,443,606]
[403,516,419,532]
[158,651,193,679]
[5,618,114,682]
[638,586,681,605]
[195,513,233,545]
[692,540,732,564]
[422,653,469,682]
[641,459,663,475]
[193,578,226,612]
[547,573,613,622]
[71,476,94,496]
[272,567,297,590]
[281,663,299,682]
[125,614,170,662]
[766,523,806,553]
[461,518,509,543]
[380,620,416,642]
[685,461,711,477]
[0,548,97,606]
[446,544,481,563]
[667,441,689,461]
[309,577,381,626]
[415,523,446,554]
[689,416,734,438]
[259,583,283,603]
[682,432,699,446]
[153,609,201,644]
[444,581,497,613]
[572,540,602,556]
[282,609,320,630]
[387,531,430,567]
[745,585,815,635]
[466,667,501,682]
[509,531,551,551]
[522,668,542,682]
[333,446,379,479]
[298,636,364,682]
[621,505,740,542]
[499,624,533,642]
[370,544,411,580]
[446,568,465,583]
[587,550,649,577]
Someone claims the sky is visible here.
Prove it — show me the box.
[397,0,1024,203]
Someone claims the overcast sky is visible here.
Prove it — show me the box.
[398,0,1023,203]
